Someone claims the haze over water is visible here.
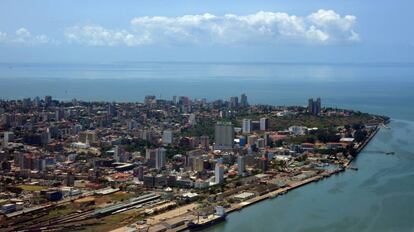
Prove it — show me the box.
[1,62,414,231]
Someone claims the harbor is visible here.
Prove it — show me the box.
[115,126,385,232]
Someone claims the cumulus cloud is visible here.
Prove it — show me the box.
[65,9,360,47]
[14,27,51,44]
[65,25,149,46]
[0,31,7,42]
[0,27,53,45]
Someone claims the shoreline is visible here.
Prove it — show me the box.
[170,125,384,232]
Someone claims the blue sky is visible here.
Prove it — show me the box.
[0,0,413,63]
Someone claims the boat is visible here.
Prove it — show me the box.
[188,206,227,231]
[385,152,395,155]
[187,214,227,231]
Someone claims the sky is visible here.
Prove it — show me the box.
[0,0,413,63]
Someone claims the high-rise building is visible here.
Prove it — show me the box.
[199,135,210,151]
[193,157,204,172]
[113,145,121,162]
[215,163,224,184]
[3,132,14,147]
[240,93,248,108]
[237,156,245,176]
[257,138,265,148]
[242,119,251,134]
[260,118,269,131]
[155,148,167,170]
[251,121,260,131]
[189,113,197,126]
[163,130,173,144]
[308,98,322,116]
[230,96,239,108]
[214,122,234,150]
[107,103,116,117]
[65,172,75,186]
[45,95,52,107]
[136,165,144,181]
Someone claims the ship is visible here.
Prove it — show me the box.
[187,206,227,231]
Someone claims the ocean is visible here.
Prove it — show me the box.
[1,62,414,231]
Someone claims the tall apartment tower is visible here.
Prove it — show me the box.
[215,163,224,184]
[230,96,239,108]
[240,93,248,108]
[260,117,269,131]
[214,122,234,150]
[308,98,322,116]
[155,148,166,170]
[242,119,251,134]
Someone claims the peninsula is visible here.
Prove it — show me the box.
[0,95,389,232]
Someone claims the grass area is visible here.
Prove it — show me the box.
[267,113,386,130]
[46,204,79,219]
[95,192,136,207]
[17,184,48,191]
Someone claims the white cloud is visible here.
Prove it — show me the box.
[65,10,359,47]
[0,31,7,42]
[0,27,53,45]
[14,27,51,44]
[1,10,360,47]
[65,25,148,46]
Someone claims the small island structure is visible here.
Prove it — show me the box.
[0,95,389,232]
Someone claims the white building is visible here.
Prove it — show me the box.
[242,119,251,134]
[260,118,268,131]
[215,163,224,184]
[288,126,308,136]
[163,130,173,145]
[3,131,14,146]
[189,113,197,126]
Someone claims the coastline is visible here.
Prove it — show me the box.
[169,124,384,232]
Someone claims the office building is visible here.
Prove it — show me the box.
[240,93,248,108]
[155,148,167,170]
[214,122,234,150]
[242,119,251,134]
[45,95,52,107]
[308,98,322,116]
[260,117,269,131]
[230,96,239,108]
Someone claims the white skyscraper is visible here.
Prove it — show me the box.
[214,122,234,150]
[242,119,251,134]
[215,163,224,184]
[260,117,268,131]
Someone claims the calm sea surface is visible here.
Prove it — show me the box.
[1,62,414,231]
